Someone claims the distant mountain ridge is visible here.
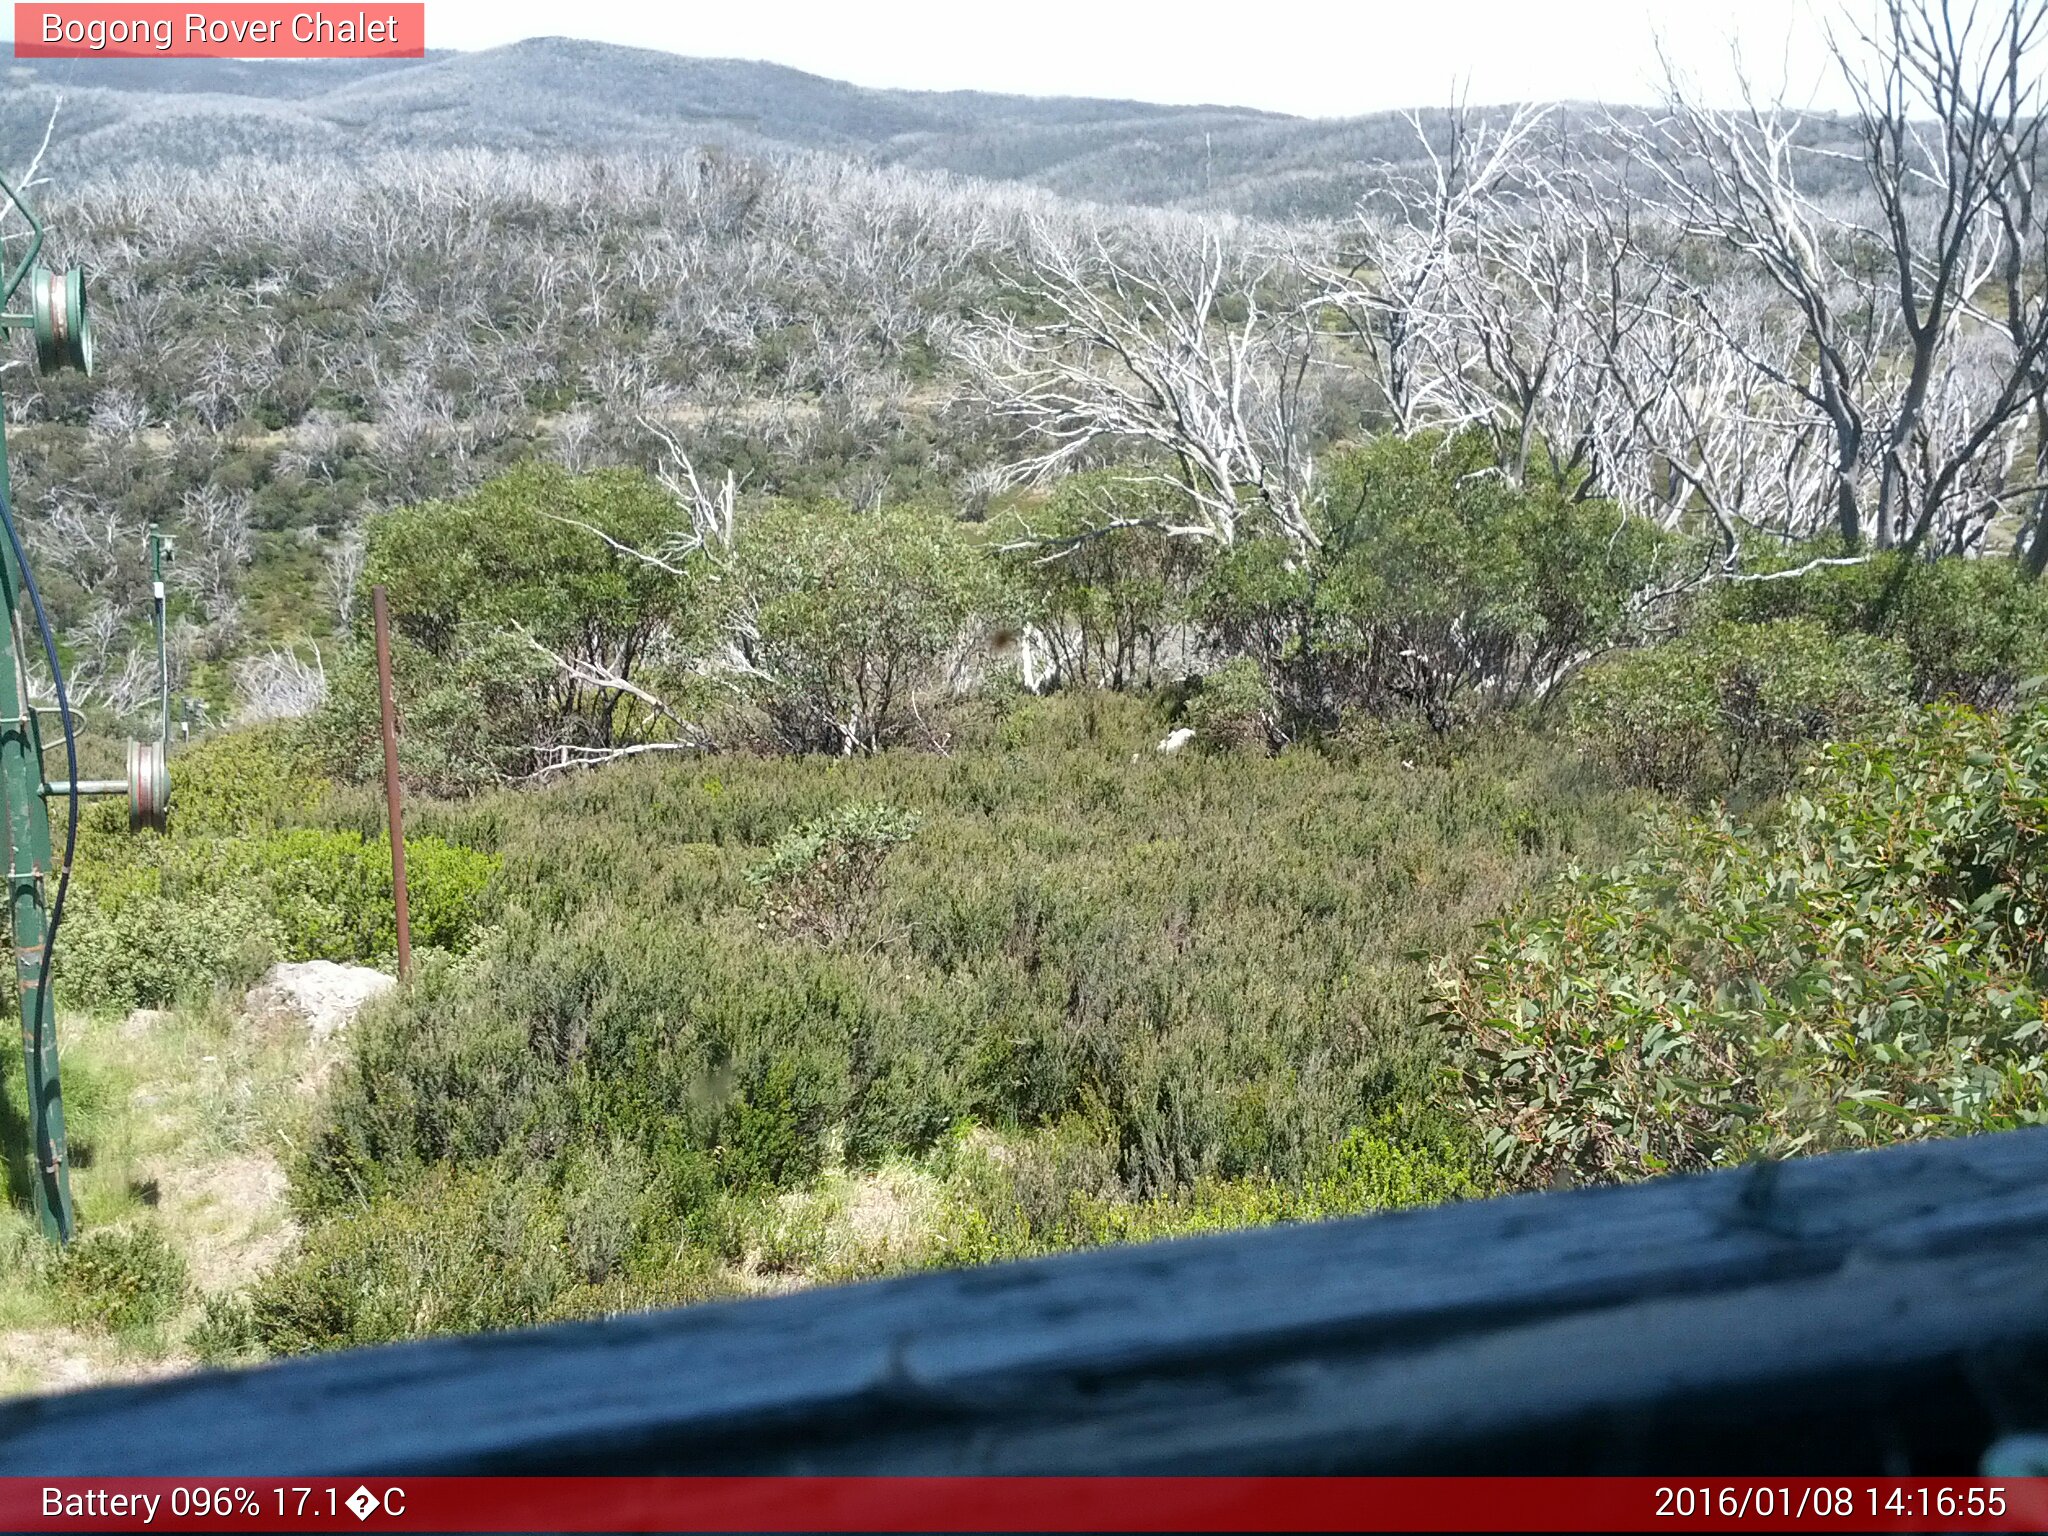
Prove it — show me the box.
[0,36,1491,217]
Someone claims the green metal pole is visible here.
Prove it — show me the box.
[150,525,167,747]
[0,407,72,1243]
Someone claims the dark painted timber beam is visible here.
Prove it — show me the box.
[4,1129,2047,1475]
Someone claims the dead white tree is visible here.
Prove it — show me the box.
[496,423,743,778]
[61,602,158,718]
[1975,0,2048,571]
[1580,263,1841,553]
[1842,0,2048,553]
[641,416,738,555]
[323,528,366,627]
[1324,101,1554,437]
[85,388,151,439]
[1633,0,2048,554]
[1627,70,1889,547]
[509,618,717,782]
[175,484,254,646]
[232,644,329,724]
[961,219,1329,553]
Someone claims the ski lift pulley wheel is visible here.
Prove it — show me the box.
[30,265,91,378]
[127,738,168,832]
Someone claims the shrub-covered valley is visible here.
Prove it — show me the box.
[3,4,2048,1386]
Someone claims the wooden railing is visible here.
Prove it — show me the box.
[3,1128,2045,1475]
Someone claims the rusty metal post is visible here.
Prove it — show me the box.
[372,586,412,980]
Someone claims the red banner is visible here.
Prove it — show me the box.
[13,5,424,59]
[0,1478,2045,1532]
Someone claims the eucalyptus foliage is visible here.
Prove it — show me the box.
[1567,620,1911,799]
[728,502,1006,755]
[1198,431,1677,733]
[314,464,698,791]
[1445,703,2048,1189]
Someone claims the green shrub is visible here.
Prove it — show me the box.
[746,801,921,944]
[284,709,1647,1338]
[214,829,499,964]
[59,888,283,1011]
[559,1143,649,1286]
[59,1223,188,1333]
[187,1291,262,1365]
[927,1114,1486,1266]
[714,1055,833,1191]
[1567,619,1910,798]
[164,726,328,837]
[1711,549,2048,709]
[1442,702,2048,1191]
[729,502,1006,754]
[60,829,498,1007]
[59,725,386,1006]
[1198,430,1678,734]
[250,1165,732,1354]
[1306,1117,1489,1211]
[1181,657,1276,752]
[286,949,569,1215]
[311,465,702,792]
[250,1169,574,1353]
[999,472,1204,691]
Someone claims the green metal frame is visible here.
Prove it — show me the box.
[0,176,42,312]
[0,420,69,1243]
[0,171,152,1244]
[0,173,69,1241]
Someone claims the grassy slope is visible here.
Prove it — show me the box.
[0,995,321,1394]
[255,697,1654,1352]
[0,698,1653,1381]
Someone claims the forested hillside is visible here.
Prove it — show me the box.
[2,0,2047,1388]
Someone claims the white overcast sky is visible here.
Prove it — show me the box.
[420,0,1853,118]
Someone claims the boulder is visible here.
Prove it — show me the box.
[246,960,396,1040]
